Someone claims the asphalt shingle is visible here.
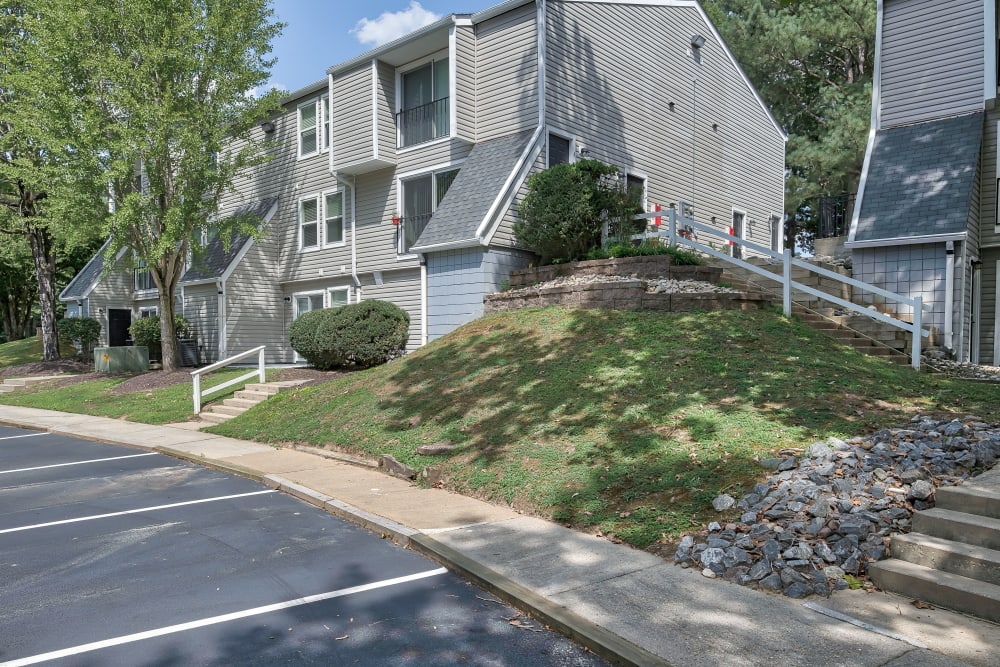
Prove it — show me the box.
[181,197,277,282]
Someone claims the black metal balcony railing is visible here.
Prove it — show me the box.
[817,193,856,239]
[396,97,449,148]
[396,212,433,254]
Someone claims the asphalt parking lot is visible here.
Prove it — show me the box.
[0,425,608,666]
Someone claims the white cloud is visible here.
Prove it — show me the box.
[351,1,442,48]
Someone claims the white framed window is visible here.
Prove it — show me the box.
[397,165,460,254]
[327,286,350,308]
[297,95,329,159]
[138,306,159,318]
[299,195,320,250]
[293,292,325,320]
[397,54,450,148]
[323,189,346,247]
[134,256,155,292]
[769,213,784,253]
[623,171,647,212]
[547,129,576,167]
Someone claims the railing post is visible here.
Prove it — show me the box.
[258,347,266,384]
[911,296,922,370]
[193,373,201,414]
[668,205,677,248]
[782,248,792,316]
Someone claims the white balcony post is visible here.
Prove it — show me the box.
[258,347,266,383]
[782,248,792,316]
[911,296,923,370]
[193,373,202,414]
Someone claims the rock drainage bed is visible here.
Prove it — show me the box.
[673,415,1000,599]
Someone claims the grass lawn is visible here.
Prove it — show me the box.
[0,337,74,368]
[203,307,1000,549]
[0,368,264,424]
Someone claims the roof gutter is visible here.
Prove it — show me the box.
[844,231,967,249]
[410,237,481,254]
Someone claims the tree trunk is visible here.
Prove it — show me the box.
[27,224,60,361]
[156,257,182,372]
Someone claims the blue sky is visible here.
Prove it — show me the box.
[268,0,498,93]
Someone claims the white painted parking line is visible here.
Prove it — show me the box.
[0,567,449,666]
[0,453,158,475]
[0,433,45,441]
[0,490,276,534]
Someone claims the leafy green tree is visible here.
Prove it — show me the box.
[23,0,283,370]
[0,235,36,341]
[702,0,875,246]
[0,4,106,358]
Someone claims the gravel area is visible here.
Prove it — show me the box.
[503,274,739,296]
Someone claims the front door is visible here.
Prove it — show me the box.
[108,309,132,347]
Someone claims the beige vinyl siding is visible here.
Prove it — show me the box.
[880,0,985,128]
[376,61,397,161]
[87,259,132,347]
[224,239,287,364]
[455,24,476,141]
[980,249,999,364]
[544,1,783,249]
[352,167,402,274]
[358,268,423,352]
[982,114,1000,246]
[475,2,538,141]
[332,63,376,169]
[182,285,219,364]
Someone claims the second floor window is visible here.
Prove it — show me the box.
[299,187,350,251]
[134,257,155,291]
[298,95,329,158]
[398,167,459,254]
[398,58,449,148]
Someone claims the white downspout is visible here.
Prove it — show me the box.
[944,241,955,351]
[420,259,428,345]
[216,279,226,360]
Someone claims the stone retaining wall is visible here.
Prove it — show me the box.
[507,255,722,287]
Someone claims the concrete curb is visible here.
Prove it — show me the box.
[409,533,674,667]
[154,446,266,483]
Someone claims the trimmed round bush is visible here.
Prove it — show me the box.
[57,317,102,359]
[290,300,410,370]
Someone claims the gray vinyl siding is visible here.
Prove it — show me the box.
[853,245,949,334]
[980,249,999,364]
[224,240,287,364]
[960,170,981,361]
[332,63,375,169]
[426,247,531,340]
[544,1,783,250]
[397,138,474,175]
[87,260,132,347]
[491,148,544,248]
[981,115,1000,246]
[358,268,422,352]
[182,285,219,364]
[455,24,476,141]
[879,0,985,128]
[376,61,397,162]
[353,167,406,273]
[476,2,538,141]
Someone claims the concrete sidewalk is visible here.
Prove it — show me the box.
[1,405,997,667]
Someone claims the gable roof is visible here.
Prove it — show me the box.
[409,130,536,253]
[850,112,982,245]
[59,237,112,301]
[181,198,278,282]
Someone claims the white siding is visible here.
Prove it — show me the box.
[476,2,538,141]
[880,0,985,128]
[544,1,783,250]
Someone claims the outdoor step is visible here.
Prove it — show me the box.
[235,390,272,401]
[244,383,282,395]
[223,398,262,410]
[889,532,1000,586]
[912,508,1000,550]
[868,559,1000,623]
[199,412,232,424]
[936,477,1000,520]
[2,375,66,387]
[209,404,248,417]
[0,386,15,393]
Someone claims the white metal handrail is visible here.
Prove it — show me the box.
[190,345,266,414]
[625,209,930,370]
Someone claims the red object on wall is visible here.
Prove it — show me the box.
[654,203,661,227]
[729,226,734,245]
[392,216,400,226]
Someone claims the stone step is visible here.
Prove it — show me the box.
[0,386,15,394]
[199,411,232,424]
[936,477,1000,520]
[209,404,248,417]
[244,382,282,395]
[913,508,1000,550]
[235,389,273,401]
[889,532,1000,586]
[868,558,1000,623]
[2,375,67,387]
[223,397,262,410]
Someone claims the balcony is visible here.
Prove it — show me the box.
[396,97,449,148]
[396,212,433,254]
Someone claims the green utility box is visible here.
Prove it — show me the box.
[94,346,149,373]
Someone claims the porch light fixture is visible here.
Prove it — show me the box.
[260,120,275,134]
[691,34,706,49]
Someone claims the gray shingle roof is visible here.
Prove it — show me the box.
[411,130,535,251]
[181,198,277,282]
[60,237,112,300]
[854,112,983,243]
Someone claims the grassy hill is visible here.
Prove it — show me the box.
[208,306,1000,549]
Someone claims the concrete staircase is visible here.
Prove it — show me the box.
[199,379,309,424]
[712,257,911,365]
[0,375,69,393]
[869,468,1000,623]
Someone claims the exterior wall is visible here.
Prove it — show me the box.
[853,244,949,333]
[980,249,999,364]
[879,0,985,129]
[476,2,538,141]
[353,167,399,273]
[376,60,397,162]
[182,284,219,365]
[425,247,532,340]
[224,240,286,364]
[455,23,477,142]
[543,1,784,252]
[491,148,544,248]
[982,116,1000,247]
[332,63,375,169]
[357,268,423,352]
[86,256,133,347]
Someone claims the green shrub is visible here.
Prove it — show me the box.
[585,242,705,265]
[515,159,642,265]
[57,317,102,360]
[128,314,191,361]
[290,301,410,370]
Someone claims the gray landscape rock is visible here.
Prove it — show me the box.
[712,494,736,512]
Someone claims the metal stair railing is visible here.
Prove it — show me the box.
[624,208,930,369]
[190,345,265,414]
